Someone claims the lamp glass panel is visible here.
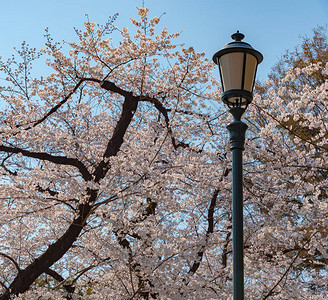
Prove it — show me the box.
[219,52,244,92]
[243,53,257,92]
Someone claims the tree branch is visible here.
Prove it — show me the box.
[0,281,8,294]
[45,268,75,294]
[0,252,20,272]
[138,96,201,151]
[93,80,138,182]
[185,167,230,281]
[0,145,91,181]
[27,79,86,129]
[187,187,220,277]
[253,103,328,152]
[263,231,318,299]
[5,79,87,133]
[85,78,202,152]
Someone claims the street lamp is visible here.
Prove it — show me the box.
[213,31,263,300]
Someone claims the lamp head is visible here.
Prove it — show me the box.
[213,31,263,108]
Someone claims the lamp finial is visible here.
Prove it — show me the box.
[231,31,245,42]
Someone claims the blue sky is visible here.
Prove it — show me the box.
[0,0,327,81]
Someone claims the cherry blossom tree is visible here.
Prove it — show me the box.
[0,7,228,299]
[0,7,327,299]
[244,28,328,298]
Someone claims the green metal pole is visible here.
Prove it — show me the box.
[227,107,248,300]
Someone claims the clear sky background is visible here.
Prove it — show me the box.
[0,0,327,81]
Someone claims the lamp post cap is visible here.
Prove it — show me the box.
[231,31,244,42]
[212,31,263,64]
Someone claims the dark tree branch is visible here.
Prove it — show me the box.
[80,78,132,98]
[0,253,20,272]
[0,145,91,181]
[84,78,202,152]
[0,281,8,294]
[138,96,203,152]
[11,79,87,131]
[263,231,318,299]
[45,268,75,294]
[30,79,86,128]
[221,224,232,268]
[93,80,138,182]
[187,187,220,277]
[71,261,110,285]
[114,198,158,299]
[253,103,328,152]
[185,167,230,281]
[99,79,133,98]
[0,154,18,176]
[137,96,180,150]
[36,185,59,197]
